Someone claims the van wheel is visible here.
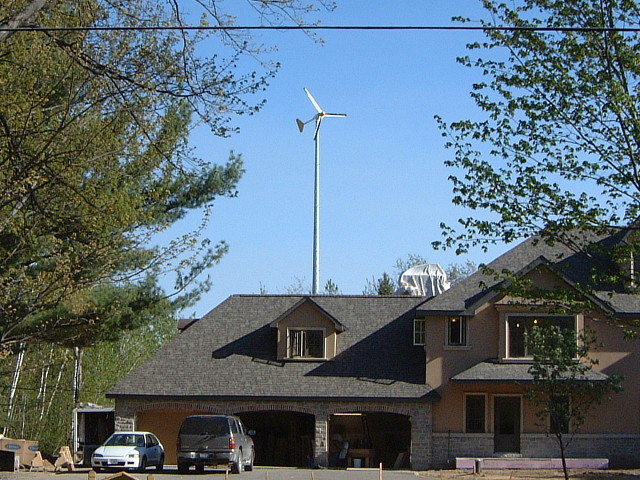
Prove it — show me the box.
[177,462,189,474]
[231,450,243,474]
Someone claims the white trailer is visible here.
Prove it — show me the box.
[72,404,114,466]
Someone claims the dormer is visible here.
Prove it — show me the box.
[270,297,345,361]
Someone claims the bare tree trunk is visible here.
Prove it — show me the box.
[73,346,83,404]
[4,343,25,435]
[556,433,569,480]
[0,0,56,43]
[37,347,54,422]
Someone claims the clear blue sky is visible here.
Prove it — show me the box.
[175,1,510,318]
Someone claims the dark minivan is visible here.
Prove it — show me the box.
[177,415,254,474]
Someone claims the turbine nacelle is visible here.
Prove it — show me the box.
[296,88,346,139]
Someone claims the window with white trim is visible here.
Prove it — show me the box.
[414,319,426,345]
[288,328,325,359]
[447,316,468,346]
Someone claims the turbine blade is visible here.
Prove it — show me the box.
[324,113,347,118]
[304,88,324,113]
[313,116,323,140]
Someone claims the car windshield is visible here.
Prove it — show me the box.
[104,434,145,447]
[180,417,228,435]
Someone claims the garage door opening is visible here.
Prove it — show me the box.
[238,411,314,467]
[329,412,411,469]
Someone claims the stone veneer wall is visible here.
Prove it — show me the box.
[432,433,640,469]
[114,398,433,470]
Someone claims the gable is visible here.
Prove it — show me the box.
[271,299,341,360]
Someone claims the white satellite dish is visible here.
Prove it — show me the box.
[296,88,347,295]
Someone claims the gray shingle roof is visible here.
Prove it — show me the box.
[108,295,438,401]
[418,231,640,316]
[450,360,610,382]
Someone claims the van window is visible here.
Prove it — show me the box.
[180,416,229,435]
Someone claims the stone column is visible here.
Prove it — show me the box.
[410,404,433,470]
[114,401,136,432]
[314,412,329,468]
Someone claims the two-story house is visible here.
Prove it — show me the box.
[107,229,640,470]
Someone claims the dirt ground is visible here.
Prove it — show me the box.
[417,469,640,480]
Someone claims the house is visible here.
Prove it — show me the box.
[108,230,640,469]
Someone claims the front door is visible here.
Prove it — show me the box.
[493,396,521,453]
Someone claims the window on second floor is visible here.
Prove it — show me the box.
[447,316,468,346]
[288,328,325,359]
[414,319,426,345]
[506,315,575,358]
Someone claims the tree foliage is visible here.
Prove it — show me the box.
[524,325,622,480]
[0,0,333,351]
[0,316,176,452]
[435,0,640,289]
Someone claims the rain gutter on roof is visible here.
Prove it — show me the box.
[106,392,441,402]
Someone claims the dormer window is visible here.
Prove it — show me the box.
[270,297,344,361]
[288,328,325,359]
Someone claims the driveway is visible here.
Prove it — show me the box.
[1,467,428,480]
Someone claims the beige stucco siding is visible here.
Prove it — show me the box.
[274,302,338,360]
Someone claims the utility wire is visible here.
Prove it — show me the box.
[1,24,640,33]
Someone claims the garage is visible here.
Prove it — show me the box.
[237,411,315,468]
[329,412,411,469]
[137,408,208,465]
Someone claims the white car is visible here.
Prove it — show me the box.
[91,431,164,472]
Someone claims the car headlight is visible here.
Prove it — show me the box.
[126,453,139,458]
[93,454,103,458]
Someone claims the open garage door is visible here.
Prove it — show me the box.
[238,411,314,467]
[137,408,209,465]
[329,412,411,469]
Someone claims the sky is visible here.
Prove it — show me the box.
[174,1,512,318]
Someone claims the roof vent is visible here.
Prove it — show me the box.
[395,263,450,298]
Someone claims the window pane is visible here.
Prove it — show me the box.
[448,317,466,346]
[289,329,324,358]
[290,330,303,357]
[466,395,485,433]
[414,319,426,345]
[550,395,570,434]
[306,330,324,357]
[507,316,575,358]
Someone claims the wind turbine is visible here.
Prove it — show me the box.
[296,88,347,295]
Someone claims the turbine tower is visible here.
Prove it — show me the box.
[296,88,346,295]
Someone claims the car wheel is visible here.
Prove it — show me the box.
[231,450,243,474]
[156,454,164,472]
[177,462,189,474]
[94,467,102,473]
[245,448,254,472]
[138,456,147,473]
[195,464,205,474]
